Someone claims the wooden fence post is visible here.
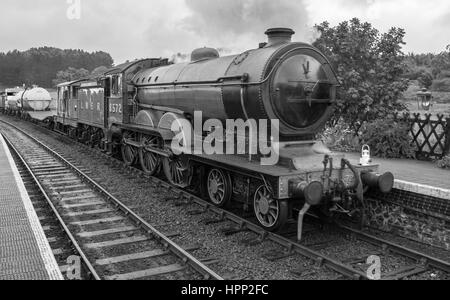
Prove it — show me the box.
[444,117,450,157]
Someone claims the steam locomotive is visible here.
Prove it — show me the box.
[37,28,395,237]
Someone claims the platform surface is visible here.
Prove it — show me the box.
[0,134,63,280]
[342,152,450,199]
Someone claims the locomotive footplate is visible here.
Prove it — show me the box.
[190,147,382,200]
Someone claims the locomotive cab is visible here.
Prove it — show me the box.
[57,80,86,131]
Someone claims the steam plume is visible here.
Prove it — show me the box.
[182,0,312,53]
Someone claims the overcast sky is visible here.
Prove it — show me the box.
[1,0,449,64]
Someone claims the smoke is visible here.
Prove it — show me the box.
[181,0,313,53]
[170,53,190,63]
[127,0,296,62]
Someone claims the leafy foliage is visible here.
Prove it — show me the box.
[417,71,434,89]
[319,120,359,152]
[314,18,409,125]
[91,66,110,76]
[431,78,450,92]
[406,47,450,92]
[431,48,450,79]
[436,156,450,169]
[405,48,450,83]
[359,118,416,159]
[52,67,91,86]
[437,70,450,80]
[0,47,113,88]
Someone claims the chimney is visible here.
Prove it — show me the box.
[265,28,295,47]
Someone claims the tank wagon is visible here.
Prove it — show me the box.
[52,28,394,237]
[3,86,54,122]
[1,87,24,113]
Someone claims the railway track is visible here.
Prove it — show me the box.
[1,116,449,280]
[7,138,99,280]
[0,119,222,281]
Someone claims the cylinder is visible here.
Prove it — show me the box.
[361,172,394,194]
[290,180,324,206]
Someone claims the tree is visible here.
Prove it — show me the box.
[431,49,450,79]
[52,67,90,86]
[91,66,109,76]
[313,18,409,125]
[418,71,433,89]
[0,47,113,88]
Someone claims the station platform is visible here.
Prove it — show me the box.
[0,134,63,280]
[342,152,450,200]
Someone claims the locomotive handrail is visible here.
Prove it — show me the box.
[135,75,247,88]
[287,80,336,85]
[287,98,337,104]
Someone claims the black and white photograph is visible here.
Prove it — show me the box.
[0,0,449,288]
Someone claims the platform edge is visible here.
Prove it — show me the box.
[0,133,64,280]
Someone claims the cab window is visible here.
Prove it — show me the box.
[72,87,78,99]
[63,90,69,101]
[111,75,122,96]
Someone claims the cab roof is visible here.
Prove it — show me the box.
[57,78,89,88]
[102,59,163,76]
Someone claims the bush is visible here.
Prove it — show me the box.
[320,121,360,152]
[431,78,450,92]
[437,156,450,169]
[360,118,416,159]
[404,66,431,81]
[418,71,433,89]
[437,70,450,79]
